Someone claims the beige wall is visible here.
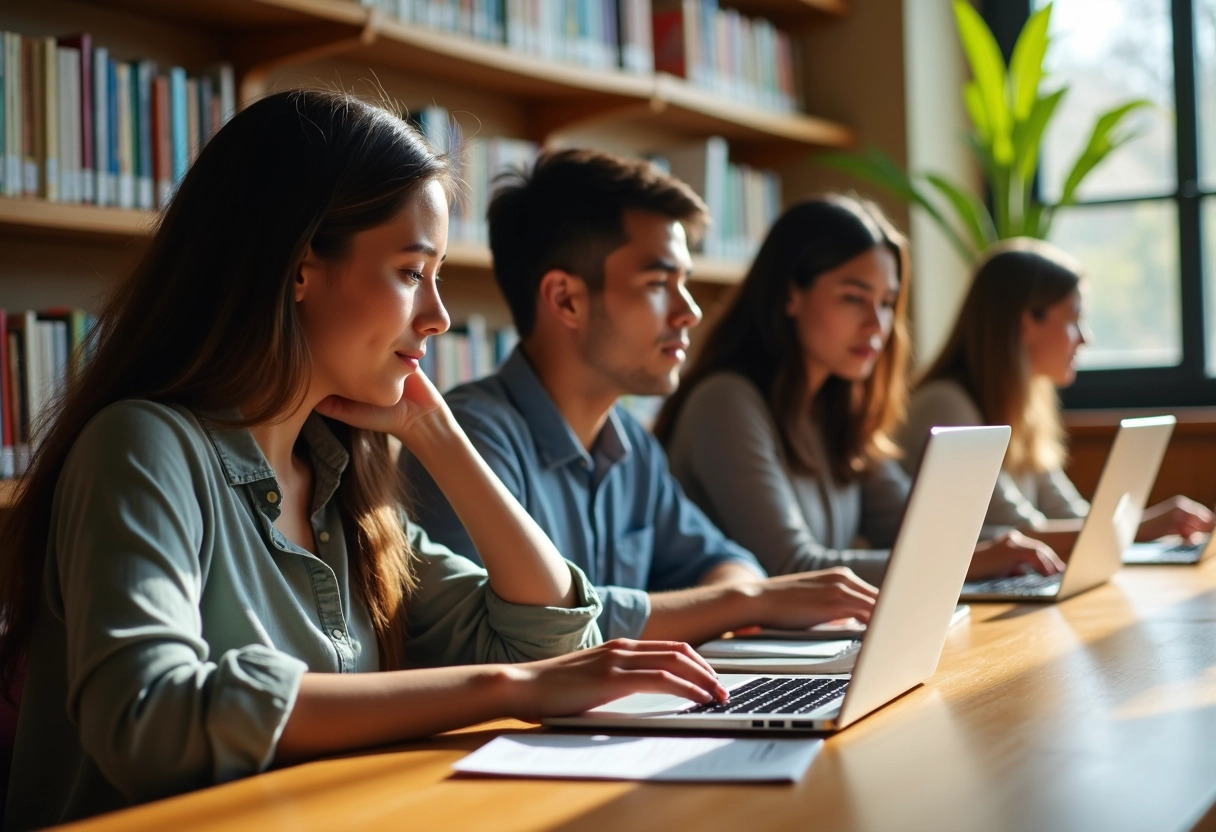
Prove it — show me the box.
[902,0,978,367]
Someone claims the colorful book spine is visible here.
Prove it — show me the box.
[93,45,110,206]
[150,74,171,207]
[133,58,155,210]
[115,60,133,208]
[3,32,20,196]
[168,67,188,184]
[59,33,93,204]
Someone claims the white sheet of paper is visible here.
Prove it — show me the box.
[452,734,823,782]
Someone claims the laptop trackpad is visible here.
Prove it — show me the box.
[585,675,762,716]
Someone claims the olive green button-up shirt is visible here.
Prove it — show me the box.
[6,400,602,831]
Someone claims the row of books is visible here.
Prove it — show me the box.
[411,105,778,260]
[420,314,519,393]
[0,304,507,480]
[0,308,96,479]
[360,0,800,111]
[410,105,539,247]
[0,29,234,209]
[362,0,652,73]
[660,135,781,262]
[653,0,801,113]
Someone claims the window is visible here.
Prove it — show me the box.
[992,0,1214,407]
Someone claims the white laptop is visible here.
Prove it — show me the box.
[545,425,1010,733]
[961,415,1176,603]
[1124,531,1216,565]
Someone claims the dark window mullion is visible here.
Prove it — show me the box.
[1173,0,1207,377]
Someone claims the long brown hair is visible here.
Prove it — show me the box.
[654,194,910,483]
[0,89,452,693]
[914,237,1083,473]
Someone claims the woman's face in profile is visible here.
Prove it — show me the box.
[294,179,452,407]
[1023,288,1089,386]
[785,245,900,391]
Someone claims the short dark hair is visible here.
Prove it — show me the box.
[487,147,709,338]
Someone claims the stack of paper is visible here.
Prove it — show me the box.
[452,734,823,782]
[696,639,860,674]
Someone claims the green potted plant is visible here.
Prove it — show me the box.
[826,1,1153,264]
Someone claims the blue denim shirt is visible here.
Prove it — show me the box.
[7,400,601,831]
[403,348,763,640]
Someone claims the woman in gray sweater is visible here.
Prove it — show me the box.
[655,196,1054,586]
[899,238,1212,557]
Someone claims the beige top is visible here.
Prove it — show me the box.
[897,378,1089,535]
[664,372,909,586]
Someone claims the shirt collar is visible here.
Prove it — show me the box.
[202,410,350,490]
[498,347,632,471]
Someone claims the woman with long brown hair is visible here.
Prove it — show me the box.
[899,237,1212,557]
[0,89,724,830]
[655,196,1054,585]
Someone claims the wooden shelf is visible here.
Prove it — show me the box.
[0,199,751,285]
[725,0,849,21]
[0,199,157,241]
[90,0,853,151]
[690,257,748,285]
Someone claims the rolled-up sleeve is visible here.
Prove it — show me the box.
[401,522,602,667]
[52,403,307,802]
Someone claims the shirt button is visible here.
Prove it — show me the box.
[332,628,345,640]
[266,491,279,504]
[319,531,331,543]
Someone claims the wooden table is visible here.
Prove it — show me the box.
[56,561,1216,832]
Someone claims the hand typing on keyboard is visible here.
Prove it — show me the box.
[969,530,1064,580]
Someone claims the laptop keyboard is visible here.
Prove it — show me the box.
[971,571,1063,594]
[684,676,849,715]
[1130,541,1203,563]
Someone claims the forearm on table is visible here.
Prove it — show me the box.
[698,560,765,585]
[275,665,522,764]
[640,582,758,645]
[1020,521,1082,558]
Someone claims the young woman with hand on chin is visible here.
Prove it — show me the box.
[654,195,1058,590]
[898,238,1212,561]
[0,89,723,832]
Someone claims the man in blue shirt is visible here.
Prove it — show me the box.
[403,148,879,643]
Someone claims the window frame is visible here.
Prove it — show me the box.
[988,0,1215,409]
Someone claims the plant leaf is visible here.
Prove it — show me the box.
[1057,99,1154,206]
[954,0,1014,165]
[1024,200,1047,238]
[820,148,978,263]
[1009,4,1052,122]
[819,148,920,203]
[964,82,990,146]
[1013,87,1066,184]
[923,173,998,252]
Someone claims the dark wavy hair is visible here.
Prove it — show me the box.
[655,194,910,483]
[0,89,453,696]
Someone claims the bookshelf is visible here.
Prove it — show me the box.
[0,0,856,506]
